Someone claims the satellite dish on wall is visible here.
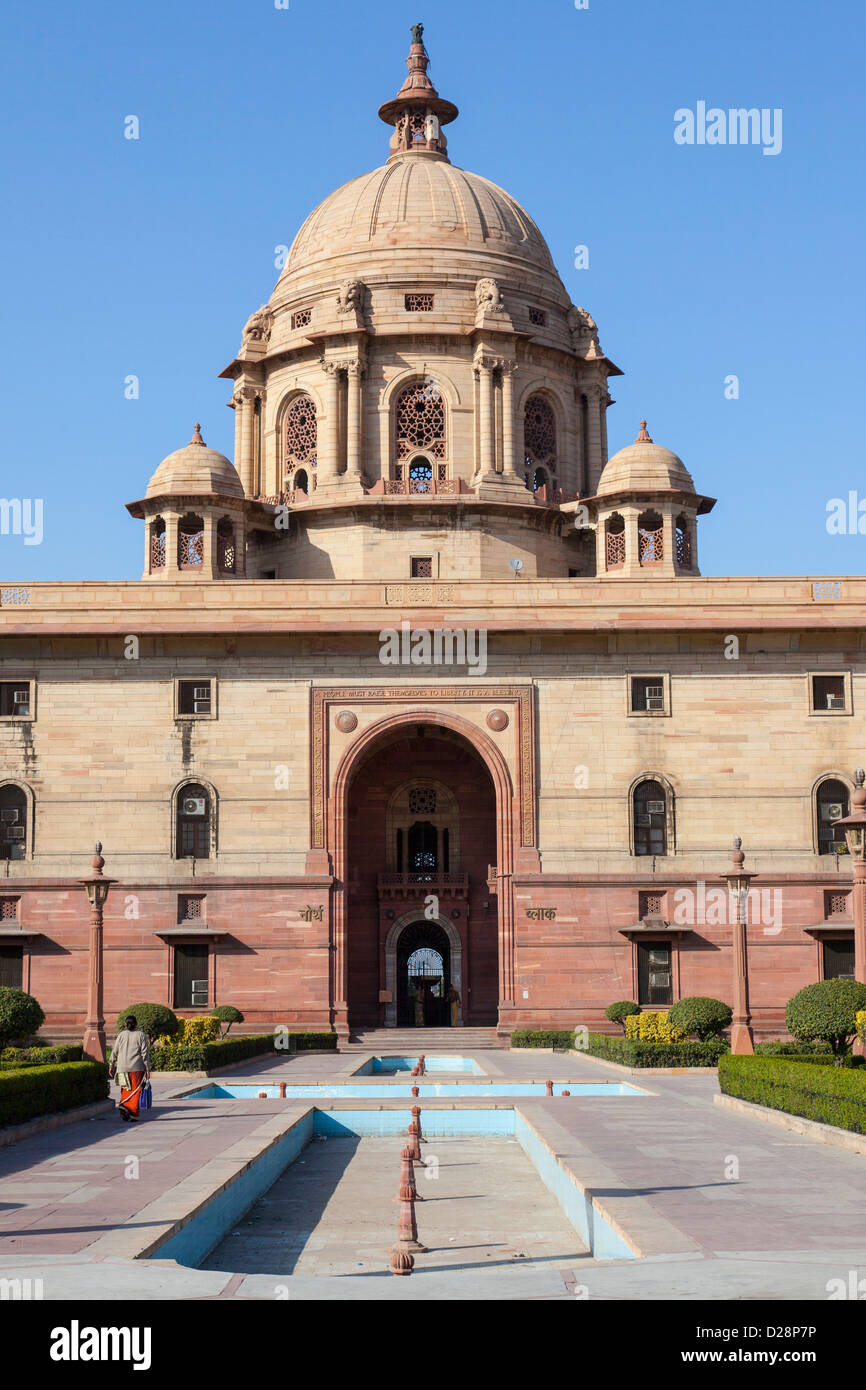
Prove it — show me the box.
[509,557,524,574]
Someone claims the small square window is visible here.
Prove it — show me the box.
[811,674,847,713]
[528,307,546,327]
[178,894,205,922]
[639,891,665,920]
[291,308,312,329]
[825,891,851,919]
[0,897,20,920]
[405,293,434,312]
[631,676,666,713]
[177,680,214,717]
[0,682,32,719]
[411,557,433,579]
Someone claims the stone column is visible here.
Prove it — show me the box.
[500,361,521,482]
[239,386,257,498]
[346,360,364,480]
[232,390,245,489]
[584,383,604,493]
[662,508,677,576]
[203,513,219,579]
[476,355,495,479]
[165,511,180,577]
[319,361,341,485]
[600,388,610,466]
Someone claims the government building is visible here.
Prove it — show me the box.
[0,26,862,1044]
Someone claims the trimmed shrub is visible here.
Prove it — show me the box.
[0,989,45,1048]
[625,1011,688,1044]
[149,1031,337,1073]
[856,1010,866,1044]
[755,1040,832,1055]
[210,1005,244,1036]
[510,1030,576,1050]
[1,1044,83,1070]
[116,1003,179,1042]
[719,1054,866,1133]
[587,1033,727,1068]
[785,980,866,1057]
[668,996,732,1041]
[0,1062,109,1128]
[605,1001,641,1033]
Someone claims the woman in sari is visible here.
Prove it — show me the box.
[107,1014,151,1122]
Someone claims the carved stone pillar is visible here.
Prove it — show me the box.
[584,383,605,494]
[203,513,219,579]
[346,360,365,480]
[232,390,245,490]
[319,361,341,484]
[476,355,495,479]
[238,386,257,498]
[500,361,521,482]
[165,512,180,578]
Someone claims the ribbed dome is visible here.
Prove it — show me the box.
[146,425,244,501]
[597,423,695,498]
[273,154,563,297]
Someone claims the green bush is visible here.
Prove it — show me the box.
[755,1040,832,1055]
[755,1053,864,1069]
[719,1054,866,1133]
[116,1003,179,1042]
[210,1005,244,1036]
[668,996,733,1041]
[604,1001,641,1032]
[1,1044,83,1070]
[785,980,866,1057]
[0,1062,109,1128]
[587,1032,728,1068]
[0,988,45,1048]
[510,1030,576,1050]
[149,1031,337,1073]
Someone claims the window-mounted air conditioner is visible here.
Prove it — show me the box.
[191,980,209,1007]
[645,694,665,711]
[636,813,652,827]
[647,801,666,815]
[823,803,844,822]
[826,695,845,710]
[12,689,29,713]
[182,797,206,817]
[6,826,25,840]
[0,809,18,824]
[193,700,211,714]
[193,686,210,701]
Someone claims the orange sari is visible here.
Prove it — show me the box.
[120,1072,145,1119]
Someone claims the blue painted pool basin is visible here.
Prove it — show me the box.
[189,1080,641,1099]
[353,1055,484,1075]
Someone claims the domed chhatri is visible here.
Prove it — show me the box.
[130,23,714,584]
[127,425,247,581]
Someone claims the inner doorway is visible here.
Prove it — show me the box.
[397,920,452,1026]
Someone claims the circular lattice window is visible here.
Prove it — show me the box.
[408,787,437,815]
[396,382,446,459]
[524,394,556,466]
[285,394,318,470]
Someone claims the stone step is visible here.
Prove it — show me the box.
[345,1027,505,1051]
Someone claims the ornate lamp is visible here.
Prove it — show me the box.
[722,836,756,1054]
[80,842,115,1063]
[833,770,866,989]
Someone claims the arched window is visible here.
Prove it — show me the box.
[217,518,235,573]
[524,395,557,485]
[527,466,550,493]
[176,783,212,860]
[816,779,850,855]
[294,469,309,496]
[395,381,446,463]
[633,779,668,857]
[284,394,318,477]
[675,515,692,569]
[178,515,204,570]
[605,513,625,569]
[408,458,433,493]
[0,784,28,860]
[149,517,166,572]
[408,821,438,872]
[638,510,664,565]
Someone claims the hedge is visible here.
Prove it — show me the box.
[510,1030,576,1049]
[1,1044,83,1070]
[0,1062,109,1128]
[149,1031,337,1072]
[754,1040,831,1056]
[718,1055,866,1133]
[587,1032,728,1068]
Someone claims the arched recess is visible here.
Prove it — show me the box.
[812,773,852,855]
[329,709,516,1035]
[0,779,35,860]
[171,777,219,860]
[383,909,463,1028]
[377,367,462,485]
[628,771,677,858]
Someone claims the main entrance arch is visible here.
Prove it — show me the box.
[334,716,508,1031]
[384,911,463,1027]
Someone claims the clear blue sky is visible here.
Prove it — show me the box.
[2,0,863,580]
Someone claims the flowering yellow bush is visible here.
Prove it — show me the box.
[153,1017,220,1049]
[856,1010,866,1042]
[625,1011,688,1043]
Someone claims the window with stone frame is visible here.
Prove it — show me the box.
[291,307,312,329]
[637,940,673,1006]
[178,894,206,923]
[675,515,692,568]
[410,556,433,579]
[0,683,32,718]
[404,293,434,311]
[176,784,212,860]
[638,510,664,565]
[816,779,850,855]
[639,890,665,920]
[0,897,20,920]
[824,890,851,919]
[395,382,446,462]
[523,395,556,483]
[811,674,847,713]
[605,513,625,569]
[822,936,855,981]
[0,946,22,990]
[178,515,204,569]
[217,518,236,573]
[528,307,547,327]
[149,517,166,571]
[633,780,669,857]
[0,784,28,860]
[284,394,318,476]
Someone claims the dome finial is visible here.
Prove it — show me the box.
[635,419,653,443]
[190,422,205,446]
[378,24,459,162]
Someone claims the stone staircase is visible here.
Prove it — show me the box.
[345,1027,505,1052]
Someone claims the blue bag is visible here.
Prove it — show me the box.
[140,1081,152,1111]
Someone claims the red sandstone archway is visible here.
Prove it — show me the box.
[328,711,516,1037]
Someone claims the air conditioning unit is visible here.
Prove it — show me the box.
[647,801,666,815]
[636,813,652,827]
[193,686,210,701]
[0,809,18,824]
[12,689,29,713]
[826,695,845,710]
[193,700,211,714]
[7,826,24,840]
[182,797,206,817]
[191,980,209,1007]
[823,803,844,821]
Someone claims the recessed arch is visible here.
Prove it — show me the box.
[171,777,218,860]
[0,780,34,860]
[383,909,463,1028]
[628,772,677,857]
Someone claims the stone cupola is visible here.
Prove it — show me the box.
[377,22,459,161]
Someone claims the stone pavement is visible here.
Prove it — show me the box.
[1,1047,865,1299]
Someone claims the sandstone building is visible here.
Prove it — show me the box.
[0,27,862,1042]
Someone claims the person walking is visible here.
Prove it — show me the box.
[107,1014,151,1122]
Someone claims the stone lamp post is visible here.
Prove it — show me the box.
[723,836,756,1055]
[80,842,115,1063]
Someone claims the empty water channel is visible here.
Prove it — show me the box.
[155,1058,648,1273]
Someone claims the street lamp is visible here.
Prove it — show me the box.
[833,768,866,989]
[80,842,115,1063]
[722,835,756,1055]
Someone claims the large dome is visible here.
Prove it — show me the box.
[274,154,563,296]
